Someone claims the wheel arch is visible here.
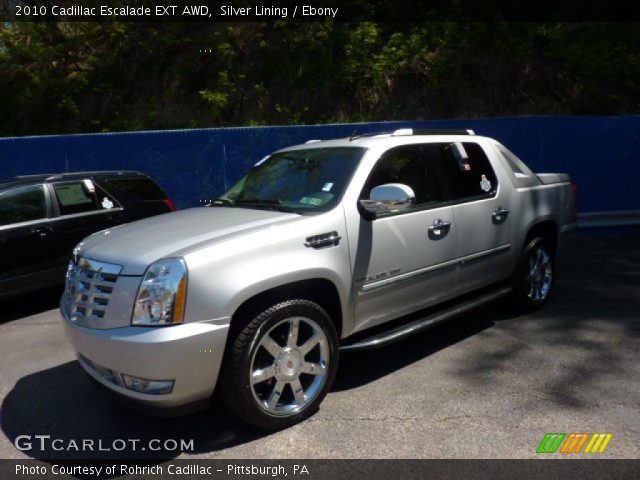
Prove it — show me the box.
[229,277,344,340]
[524,219,559,254]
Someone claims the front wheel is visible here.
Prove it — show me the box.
[511,237,555,311]
[219,299,338,430]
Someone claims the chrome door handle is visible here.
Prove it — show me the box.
[492,207,510,224]
[428,218,452,240]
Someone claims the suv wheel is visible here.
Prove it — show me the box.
[219,299,339,430]
[511,237,554,311]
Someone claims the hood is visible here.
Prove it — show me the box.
[76,207,299,275]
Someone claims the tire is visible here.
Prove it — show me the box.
[510,236,555,312]
[219,299,339,430]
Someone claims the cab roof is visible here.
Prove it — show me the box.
[278,128,489,153]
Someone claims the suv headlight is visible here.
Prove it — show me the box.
[131,258,188,326]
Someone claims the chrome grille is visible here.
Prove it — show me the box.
[64,257,122,324]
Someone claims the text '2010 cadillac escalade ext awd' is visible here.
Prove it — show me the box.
[61,129,577,429]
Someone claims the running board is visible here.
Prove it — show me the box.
[340,286,513,352]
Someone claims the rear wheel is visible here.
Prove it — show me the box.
[511,237,554,311]
[219,299,338,430]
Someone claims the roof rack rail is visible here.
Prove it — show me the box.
[13,173,57,179]
[349,128,474,141]
[43,170,143,181]
[349,131,392,141]
[392,128,475,136]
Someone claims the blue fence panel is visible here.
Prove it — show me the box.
[0,116,638,213]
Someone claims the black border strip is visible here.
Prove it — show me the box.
[2,0,640,22]
[3,459,640,480]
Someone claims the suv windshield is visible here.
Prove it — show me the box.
[214,147,366,213]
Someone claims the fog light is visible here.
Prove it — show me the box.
[121,374,174,395]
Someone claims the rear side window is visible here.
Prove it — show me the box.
[423,142,498,201]
[0,185,47,226]
[104,177,167,201]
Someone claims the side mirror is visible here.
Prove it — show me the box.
[359,183,415,214]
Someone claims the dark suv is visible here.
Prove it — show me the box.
[0,171,176,299]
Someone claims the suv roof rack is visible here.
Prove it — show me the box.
[11,171,143,181]
[349,128,474,141]
[393,128,475,136]
[12,173,57,179]
[43,171,143,181]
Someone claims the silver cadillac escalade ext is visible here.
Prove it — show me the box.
[61,129,577,429]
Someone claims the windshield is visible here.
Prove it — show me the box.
[214,147,366,213]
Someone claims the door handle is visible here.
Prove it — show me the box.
[492,207,510,224]
[428,218,452,240]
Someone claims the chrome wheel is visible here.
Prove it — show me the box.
[526,245,553,303]
[250,316,329,416]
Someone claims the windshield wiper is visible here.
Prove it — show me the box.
[236,198,282,205]
[210,198,232,206]
[233,199,297,213]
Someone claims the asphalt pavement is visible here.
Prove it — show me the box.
[0,235,639,460]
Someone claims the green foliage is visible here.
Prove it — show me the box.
[0,21,639,136]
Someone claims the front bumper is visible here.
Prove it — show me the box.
[61,310,230,410]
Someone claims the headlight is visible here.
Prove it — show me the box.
[131,258,188,326]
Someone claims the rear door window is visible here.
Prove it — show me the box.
[53,181,97,215]
[422,142,498,202]
[0,185,47,226]
[52,180,120,216]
